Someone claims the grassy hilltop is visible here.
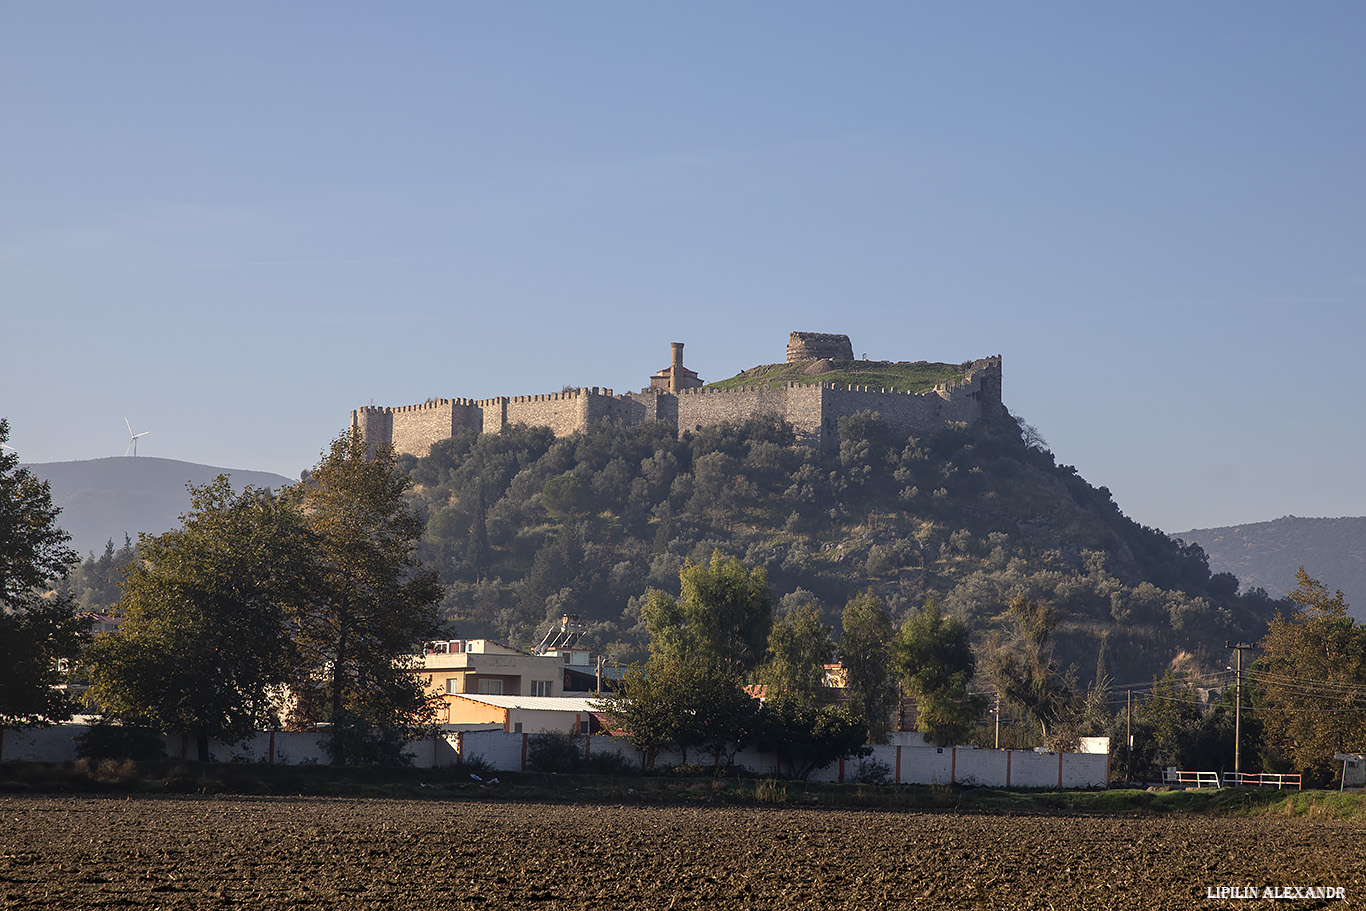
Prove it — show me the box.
[705,358,972,393]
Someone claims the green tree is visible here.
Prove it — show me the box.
[756,698,869,780]
[840,590,900,742]
[85,478,310,760]
[1256,568,1366,785]
[897,597,985,746]
[0,418,88,727]
[1128,672,1204,775]
[464,486,492,581]
[986,595,1075,747]
[64,536,136,613]
[517,523,585,641]
[597,660,683,768]
[757,603,832,706]
[283,433,443,764]
[598,655,760,771]
[607,552,774,773]
[677,669,763,772]
[641,550,773,677]
[541,472,591,519]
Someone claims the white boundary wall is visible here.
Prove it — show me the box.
[3,724,1109,788]
[454,731,1109,788]
[0,725,336,765]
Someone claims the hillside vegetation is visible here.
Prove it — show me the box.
[401,411,1283,686]
[1179,516,1366,622]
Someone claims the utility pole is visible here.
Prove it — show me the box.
[1126,688,1132,782]
[1227,642,1256,782]
[994,691,1001,749]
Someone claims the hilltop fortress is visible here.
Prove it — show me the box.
[352,332,1004,459]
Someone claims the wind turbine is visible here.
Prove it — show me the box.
[124,417,151,456]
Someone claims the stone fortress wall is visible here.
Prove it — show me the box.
[352,333,1004,459]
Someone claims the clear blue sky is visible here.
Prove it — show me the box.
[3,3,1363,533]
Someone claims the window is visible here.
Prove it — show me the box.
[445,678,462,695]
[531,680,553,697]
[477,679,504,695]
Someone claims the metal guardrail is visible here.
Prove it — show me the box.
[1162,769,1223,788]
[1226,771,1302,790]
[1160,769,1303,790]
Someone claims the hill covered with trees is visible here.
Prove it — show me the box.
[1178,516,1366,622]
[400,410,1284,688]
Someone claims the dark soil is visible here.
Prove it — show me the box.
[2,795,1361,909]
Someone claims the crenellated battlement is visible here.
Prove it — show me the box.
[350,336,1003,458]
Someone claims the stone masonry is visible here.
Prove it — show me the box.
[787,331,855,362]
[351,334,1004,458]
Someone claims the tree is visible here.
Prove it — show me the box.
[641,550,773,677]
[1128,672,1204,775]
[464,486,491,581]
[1256,568,1366,785]
[85,478,311,760]
[985,595,1075,748]
[677,669,763,772]
[63,536,137,613]
[757,603,832,706]
[0,418,88,728]
[0,420,77,601]
[756,698,868,780]
[598,655,760,771]
[283,433,443,764]
[606,552,774,773]
[597,661,683,768]
[541,472,591,519]
[839,590,900,742]
[897,597,985,746]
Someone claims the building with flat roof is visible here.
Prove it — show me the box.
[420,639,567,706]
[441,693,608,734]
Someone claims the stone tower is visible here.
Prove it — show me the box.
[787,331,854,362]
[649,341,703,392]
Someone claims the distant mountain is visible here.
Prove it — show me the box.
[24,457,294,558]
[1177,517,1366,621]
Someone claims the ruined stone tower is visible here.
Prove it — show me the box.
[787,331,854,362]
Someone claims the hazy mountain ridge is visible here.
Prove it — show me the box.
[24,457,294,558]
[1177,516,1366,621]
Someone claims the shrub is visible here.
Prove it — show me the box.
[755,779,788,804]
[457,755,499,779]
[527,730,584,773]
[584,749,637,777]
[851,756,892,785]
[74,719,166,763]
[96,758,140,783]
[321,712,415,766]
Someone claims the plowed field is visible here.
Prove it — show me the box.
[2,795,1361,909]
